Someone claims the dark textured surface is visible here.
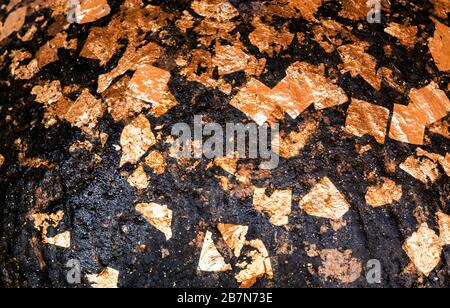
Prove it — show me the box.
[0,0,449,288]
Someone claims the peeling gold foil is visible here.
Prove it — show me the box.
[338,42,381,90]
[365,177,403,207]
[299,177,350,220]
[384,23,418,48]
[235,239,273,288]
[403,223,443,276]
[0,6,27,43]
[249,18,294,56]
[144,151,166,175]
[86,267,119,288]
[217,224,248,257]
[253,187,292,226]
[135,203,173,240]
[198,231,232,272]
[400,156,440,184]
[429,18,450,72]
[127,165,149,190]
[318,249,362,283]
[120,115,156,167]
[345,99,390,144]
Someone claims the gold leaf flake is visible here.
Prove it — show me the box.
[120,115,156,167]
[0,154,4,167]
[212,44,265,76]
[345,99,390,144]
[429,18,450,72]
[144,151,166,175]
[389,82,450,145]
[198,231,232,272]
[128,65,171,104]
[365,177,403,207]
[235,239,273,288]
[253,187,292,226]
[249,18,294,56]
[217,224,248,257]
[437,212,450,245]
[299,177,350,220]
[400,156,440,184]
[86,267,119,288]
[318,249,362,283]
[135,203,173,240]
[191,0,238,20]
[384,23,418,48]
[431,0,450,19]
[338,42,381,90]
[277,119,319,159]
[73,0,111,24]
[429,119,449,139]
[127,165,149,190]
[214,155,238,175]
[80,25,121,65]
[44,231,71,248]
[69,140,93,153]
[31,81,63,105]
[403,223,443,276]
[0,6,27,43]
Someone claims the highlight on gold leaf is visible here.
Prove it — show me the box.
[253,187,292,226]
[217,224,248,257]
[299,177,350,220]
[86,267,119,288]
[235,239,273,288]
[198,231,232,272]
[135,203,173,240]
[365,177,403,207]
[345,99,390,144]
[402,223,443,276]
[120,115,156,167]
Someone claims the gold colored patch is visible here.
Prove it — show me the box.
[135,203,173,240]
[235,239,273,288]
[253,188,292,226]
[217,224,249,257]
[120,115,156,167]
[198,231,232,272]
[345,99,390,144]
[403,223,443,276]
[299,177,350,220]
[365,177,403,207]
[429,18,450,72]
[384,23,418,48]
[318,249,362,283]
[400,156,440,184]
[86,267,120,288]
[128,165,149,190]
[144,151,166,175]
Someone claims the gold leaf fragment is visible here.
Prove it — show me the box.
[235,239,273,288]
[403,223,443,276]
[253,188,292,226]
[217,224,248,257]
[198,231,232,272]
[345,99,390,144]
[135,203,173,240]
[365,177,403,207]
[318,249,362,283]
[437,212,450,245]
[127,165,149,190]
[86,267,119,288]
[400,156,440,184]
[144,151,166,175]
[299,177,350,220]
[120,115,156,167]
[429,18,450,72]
